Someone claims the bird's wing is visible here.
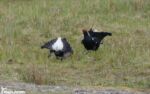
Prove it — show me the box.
[41,38,57,49]
[62,38,73,53]
[89,31,112,41]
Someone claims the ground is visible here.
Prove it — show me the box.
[0,82,149,94]
[0,0,150,93]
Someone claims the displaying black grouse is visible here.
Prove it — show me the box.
[81,28,112,51]
[41,37,73,60]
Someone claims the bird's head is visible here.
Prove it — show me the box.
[82,29,88,33]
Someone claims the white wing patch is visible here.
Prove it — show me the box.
[52,37,64,51]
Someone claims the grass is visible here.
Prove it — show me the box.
[0,0,150,89]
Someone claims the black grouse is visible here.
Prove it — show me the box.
[81,28,112,51]
[41,37,73,60]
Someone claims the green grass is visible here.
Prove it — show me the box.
[0,0,150,89]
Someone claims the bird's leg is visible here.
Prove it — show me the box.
[60,57,63,61]
[56,56,59,60]
[48,50,53,58]
[55,56,63,61]
[48,52,52,58]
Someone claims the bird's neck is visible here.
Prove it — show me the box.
[83,32,91,37]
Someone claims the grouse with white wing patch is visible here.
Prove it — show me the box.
[81,28,112,51]
[41,37,73,60]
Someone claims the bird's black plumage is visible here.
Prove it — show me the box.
[81,28,112,51]
[41,37,73,60]
[41,38,57,49]
[89,28,112,41]
[61,38,73,54]
[81,30,97,50]
[41,38,57,56]
[55,38,73,59]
